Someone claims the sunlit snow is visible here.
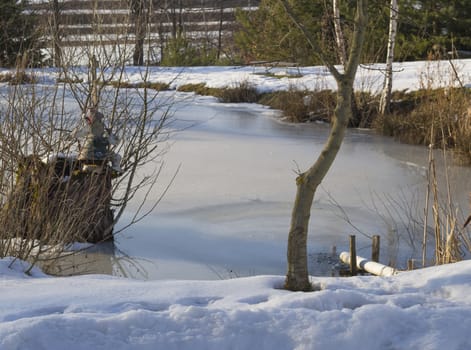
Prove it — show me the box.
[1,60,471,349]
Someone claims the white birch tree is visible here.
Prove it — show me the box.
[379,0,399,115]
[333,0,347,66]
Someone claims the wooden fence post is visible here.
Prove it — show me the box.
[372,235,380,262]
[350,235,357,276]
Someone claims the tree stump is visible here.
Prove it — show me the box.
[5,155,115,243]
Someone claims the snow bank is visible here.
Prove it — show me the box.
[1,258,471,349]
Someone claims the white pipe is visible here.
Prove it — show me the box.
[339,252,398,277]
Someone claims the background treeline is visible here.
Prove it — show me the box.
[0,0,44,67]
[235,0,471,65]
[2,0,471,68]
[2,0,259,68]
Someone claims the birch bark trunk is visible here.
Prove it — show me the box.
[379,0,399,115]
[333,0,347,65]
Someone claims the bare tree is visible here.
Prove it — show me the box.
[49,0,62,67]
[0,0,175,273]
[217,1,225,60]
[379,0,399,115]
[130,0,150,66]
[280,0,369,291]
[165,0,184,39]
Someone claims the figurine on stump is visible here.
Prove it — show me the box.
[75,107,122,176]
[69,106,123,242]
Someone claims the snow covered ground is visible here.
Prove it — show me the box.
[1,60,471,349]
[1,257,471,349]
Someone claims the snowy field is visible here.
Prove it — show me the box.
[1,257,471,349]
[1,60,471,349]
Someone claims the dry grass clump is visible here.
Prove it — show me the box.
[109,81,170,91]
[451,99,471,165]
[375,58,471,164]
[259,89,376,127]
[177,83,218,96]
[422,128,471,267]
[374,90,432,145]
[177,81,259,103]
[375,87,471,164]
[56,76,83,84]
[0,72,37,85]
[218,81,259,103]
[351,91,378,128]
[259,89,336,123]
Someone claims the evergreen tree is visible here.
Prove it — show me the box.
[0,0,42,67]
[234,0,391,65]
[161,32,218,66]
[235,0,471,64]
[398,0,471,60]
[235,0,327,65]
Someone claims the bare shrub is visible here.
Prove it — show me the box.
[177,81,259,103]
[351,91,378,128]
[0,72,37,84]
[108,81,170,91]
[218,80,259,103]
[177,83,219,96]
[0,5,175,273]
[259,89,336,123]
[376,58,471,165]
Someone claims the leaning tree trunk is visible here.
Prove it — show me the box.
[282,0,368,291]
[286,83,353,291]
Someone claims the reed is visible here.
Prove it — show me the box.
[376,58,471,165]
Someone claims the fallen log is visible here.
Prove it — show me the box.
[339,252,398,277]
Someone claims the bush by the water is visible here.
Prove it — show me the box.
[0,72,37,85]
[376,87,471,164]
[166,79,471,164]
[177,81,259,103]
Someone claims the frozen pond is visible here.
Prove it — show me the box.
[59,93,471,280]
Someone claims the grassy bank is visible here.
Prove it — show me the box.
[177,81,471,165]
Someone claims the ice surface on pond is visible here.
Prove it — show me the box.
[4,61,471,280]
[100,92,471,280]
